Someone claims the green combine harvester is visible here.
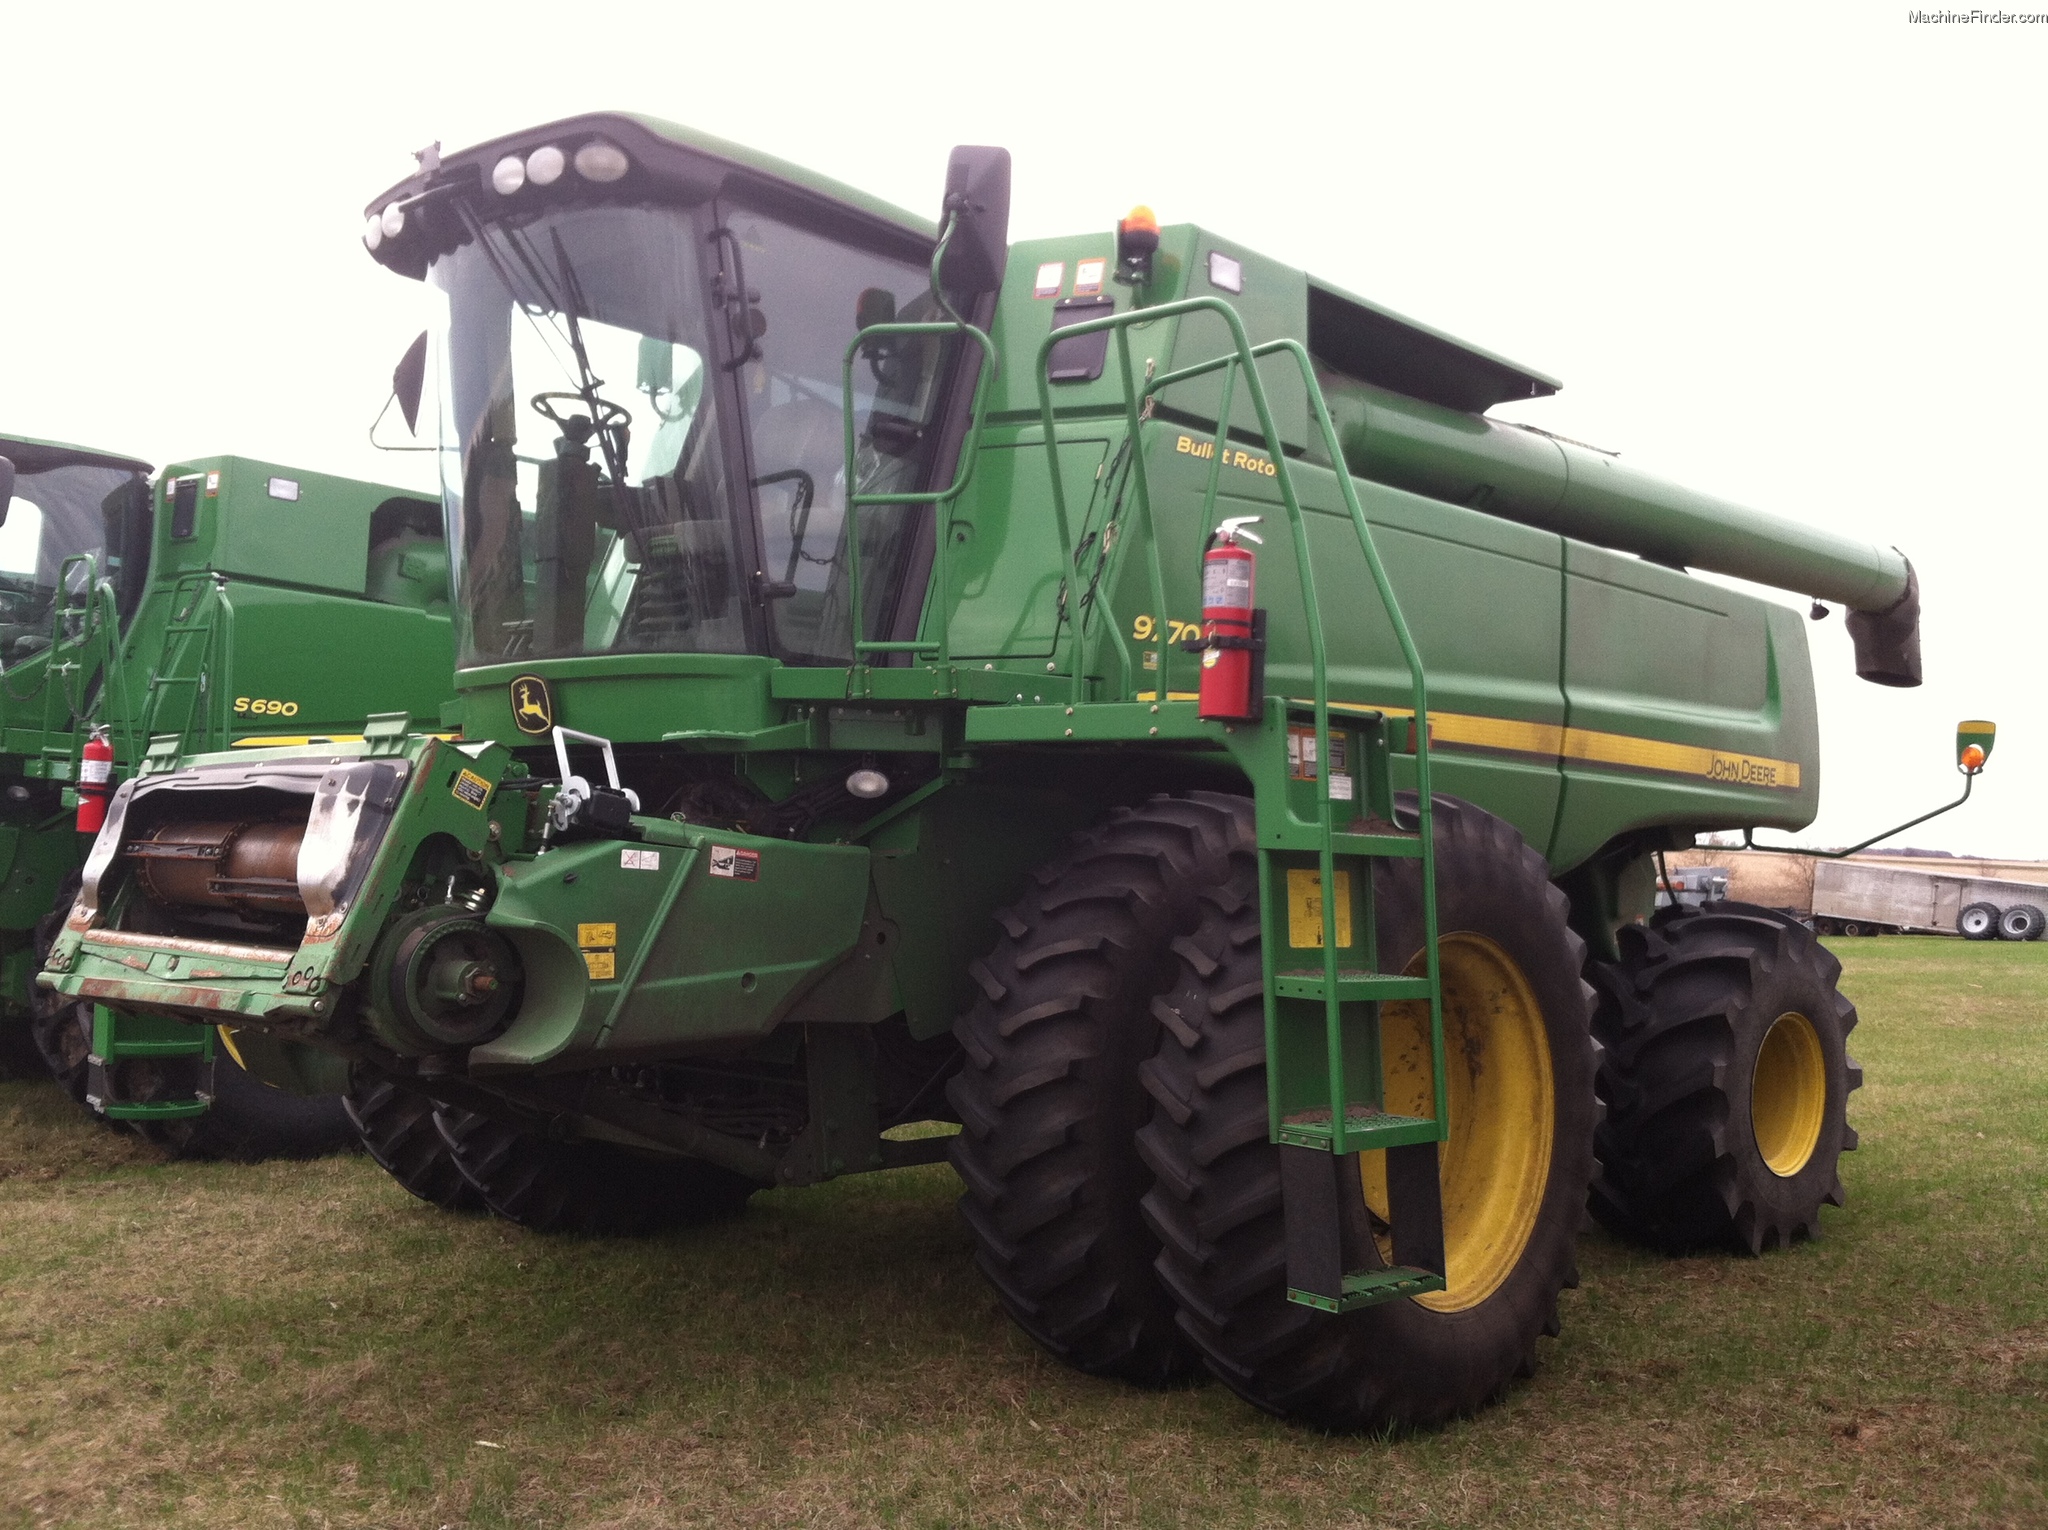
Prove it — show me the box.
[0,433,451,1156]
[42,116,1956,1426]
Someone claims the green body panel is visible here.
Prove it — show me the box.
[480,819,871,1068]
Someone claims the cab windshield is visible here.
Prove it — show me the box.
[0,454,150,667]
[431,201,952,668]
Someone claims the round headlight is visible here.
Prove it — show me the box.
[379,203,405,239]
[363,215,384,252]
[574,139,629,183]
[526,144,566,187]
[491,154,526,195]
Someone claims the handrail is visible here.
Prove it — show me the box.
[1028,294,1447,1144]
[838,320,999,677]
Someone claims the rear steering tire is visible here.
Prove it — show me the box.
[1590,903,1860,1254]
[946,792,1257,1385]
[1138,794,1597,1431]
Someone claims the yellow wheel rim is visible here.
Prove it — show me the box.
[1359,933,1555,1313]
[1751,1011,1826,1177]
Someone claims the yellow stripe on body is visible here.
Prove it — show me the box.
[231,732,459,748]
[1321,701,1800,789]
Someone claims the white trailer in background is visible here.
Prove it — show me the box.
[1810,861,2046,940]
[1662,850,2048,939]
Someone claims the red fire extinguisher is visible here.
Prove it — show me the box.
[76,727,114,834]
[1193,516,1267,722]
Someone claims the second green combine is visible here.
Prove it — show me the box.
[0,433,451,1156]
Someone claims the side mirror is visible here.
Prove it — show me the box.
[0,455,13,528]
[938,145,1011,297]
[392,331,429,435]
[856,287,898,331]
[636,334,673,395]
[1957,719,1996,774]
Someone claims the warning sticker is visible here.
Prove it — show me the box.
[1033,260,1064,298]
[576,923,617,949]
[708,845,761,881]
[1285,867,1354,949]
[452,768,492,810]
[1286,726,1349,781]
[620,847,661,871]
[583,950,617,980]
[1072,257,1107,296]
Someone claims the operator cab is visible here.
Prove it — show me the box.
[0,436,152,667]
[366,117,995,670]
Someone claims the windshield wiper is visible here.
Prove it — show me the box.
[546,228,634,498]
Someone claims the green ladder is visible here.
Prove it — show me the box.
[87,1006,214,1123]
[140,572,236,753]
[1018,296,1453,1314]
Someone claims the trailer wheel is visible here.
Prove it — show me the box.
[947,792,1256,1385]
[1138,795,1597,1431]
[344,1068,485,1211]
[1590,903,1859,1254]
[1997,904,2044,942]
[1959,902,2000,941]
[432,1107,758,1236]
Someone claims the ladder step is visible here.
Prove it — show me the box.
[1273,969,1432,1003]
[1276,1110,1441,1152]
[1328,830,1423,858]
[94,1038,213,1060]
[99,1099,210,1122]
[1288,1266,1447,1313]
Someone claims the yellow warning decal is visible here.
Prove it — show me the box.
[1286,867,1353,950]
[452,769,492,810]
[583,950,617,980]
[577,923,617,950]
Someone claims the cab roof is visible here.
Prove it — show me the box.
[0,433,151,476]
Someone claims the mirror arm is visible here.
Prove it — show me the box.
[1742,767,1981,860]
[926,207,965,326]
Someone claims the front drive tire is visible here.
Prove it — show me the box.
[345,1068,485,1211]
[1137,795,1598,1431]
[433,1107,758,1236]
[1590,903,1860,1254]
[947,793,1257,1385]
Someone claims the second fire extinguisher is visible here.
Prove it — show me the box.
[1190,516,1267,722]
[76,726,114,835]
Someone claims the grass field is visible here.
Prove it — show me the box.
[1,937,2043,1529]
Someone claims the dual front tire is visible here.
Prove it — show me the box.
[345,1066,758,1235]
[952,792,1598,1430]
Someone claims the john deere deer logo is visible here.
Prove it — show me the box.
[509,674,554,735]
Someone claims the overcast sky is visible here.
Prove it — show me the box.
[5,2,2040,854]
